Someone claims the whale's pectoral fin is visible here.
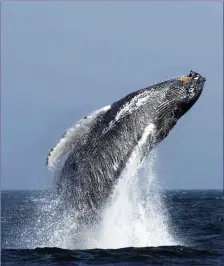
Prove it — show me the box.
[46,105,111,169]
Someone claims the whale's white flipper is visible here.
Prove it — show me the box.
[46,105,111,169]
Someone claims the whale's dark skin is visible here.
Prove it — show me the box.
[52,70,206,222]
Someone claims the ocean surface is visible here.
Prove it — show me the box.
[1,190,223,265]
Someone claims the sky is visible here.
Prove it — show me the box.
[1,2,223,190]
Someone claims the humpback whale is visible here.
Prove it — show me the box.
[47,70,205,222]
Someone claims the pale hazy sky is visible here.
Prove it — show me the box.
[2,2,223,190]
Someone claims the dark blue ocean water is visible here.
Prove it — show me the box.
[1,190,224,265]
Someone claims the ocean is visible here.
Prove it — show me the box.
[1,189,223,265]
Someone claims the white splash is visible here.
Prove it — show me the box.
[18,193,83,249]
[82,124,179,249]
[19,123,181,250]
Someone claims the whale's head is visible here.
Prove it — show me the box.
[157,70,206,120]
[175,70,206,117]
[155,70,206,139]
